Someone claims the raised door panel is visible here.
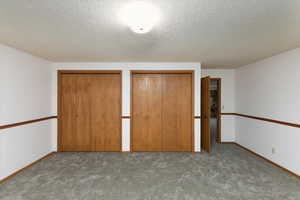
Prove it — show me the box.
[162,74,193,152]
[132,74,162,151]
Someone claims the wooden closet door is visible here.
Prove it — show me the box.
[90,74,121,151]
[59,73,121,152]
[162,74,193,152]
[60,74,92,151]
[132,74,163,151]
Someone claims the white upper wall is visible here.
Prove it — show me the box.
[51,62,202,116]
[0,44,52,125]
[202,69,235,113]
[236,48,300,124]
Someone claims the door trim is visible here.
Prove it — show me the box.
[130,70,195,152]
[57,70,122,152]
[201,76,211,152]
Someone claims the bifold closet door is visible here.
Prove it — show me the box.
[59,73,121,152]
[132,74,163,151]
[162,74,193,151]
[132,73,193,152]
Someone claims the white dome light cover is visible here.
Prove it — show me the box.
[120,1,161,34]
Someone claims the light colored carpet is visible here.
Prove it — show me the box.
[0,144,299,200]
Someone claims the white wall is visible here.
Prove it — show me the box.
[202,69,236,142]
[52,62,202,152]
[236,48,300,176]
[0,44,53,180]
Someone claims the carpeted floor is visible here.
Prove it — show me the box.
[0,144,299,200]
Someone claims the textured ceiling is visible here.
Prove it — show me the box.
[1,0,300,68]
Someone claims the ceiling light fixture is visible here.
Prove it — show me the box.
[120,1,161,34]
